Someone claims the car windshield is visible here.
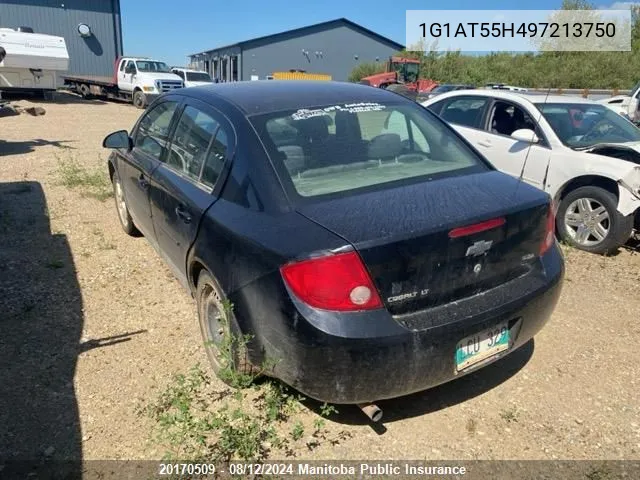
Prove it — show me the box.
[535,102,640,148]
[186,71,212,82]
[136,61,171,73]
[251,101,488,200]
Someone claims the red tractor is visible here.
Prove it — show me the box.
[360,56,437,100]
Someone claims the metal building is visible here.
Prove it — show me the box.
[188,18,404,82]
[0,0,123,77]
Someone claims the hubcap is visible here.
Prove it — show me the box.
[203,285,228,368]
[114,178,128,224]
[564,197,610,247]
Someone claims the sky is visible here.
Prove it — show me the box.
[120,0,634,67]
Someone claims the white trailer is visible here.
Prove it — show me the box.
[0,27,69,94]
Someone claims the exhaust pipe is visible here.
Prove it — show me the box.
[358,403,383,422]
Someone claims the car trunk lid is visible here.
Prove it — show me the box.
[295,171,550,315]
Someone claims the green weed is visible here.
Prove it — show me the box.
[56,156,112,201]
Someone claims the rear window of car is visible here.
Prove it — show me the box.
[251,101,488,199]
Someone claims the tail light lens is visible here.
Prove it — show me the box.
[540,202,556,256]
[449,217,506,238]
[280,251,383,311]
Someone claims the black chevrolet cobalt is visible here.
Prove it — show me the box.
[103,81,564,412]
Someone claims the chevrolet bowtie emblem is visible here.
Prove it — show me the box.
[466,240,493,257]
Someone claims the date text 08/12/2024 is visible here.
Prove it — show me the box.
[158,462,468,476]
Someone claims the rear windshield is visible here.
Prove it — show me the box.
[251,101,488,199]
[186,72,212,82]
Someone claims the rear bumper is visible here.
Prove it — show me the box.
[247,244,564,404]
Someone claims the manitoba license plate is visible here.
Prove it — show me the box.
[455,322,510,371]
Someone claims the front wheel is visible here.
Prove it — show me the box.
[132,90,146,109]
[556,186,634,254]
[112,168,140,236]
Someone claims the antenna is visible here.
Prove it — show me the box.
[513,86,552,198]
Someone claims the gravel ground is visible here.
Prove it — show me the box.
[1,93,639,463]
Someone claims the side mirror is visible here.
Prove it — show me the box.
[511,128,539,144]
[103,130,132,150]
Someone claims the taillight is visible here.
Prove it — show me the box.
[540,202,556,256]
[280,251,383,311]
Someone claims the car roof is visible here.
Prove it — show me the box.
[424,89,598,106]
[173,67,207,73]
[180,80,410,115]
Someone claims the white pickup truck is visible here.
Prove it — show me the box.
[170,67,213,88]
[597,81,640,122]
[62,56,184,108]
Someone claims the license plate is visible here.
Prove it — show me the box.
[455,322,510,371]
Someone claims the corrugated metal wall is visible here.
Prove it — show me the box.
[190,23,402,82]
[0,0,122,77]
[241,24,400,82]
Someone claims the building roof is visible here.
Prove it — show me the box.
[189,18,405,57]
[177,80,413,115]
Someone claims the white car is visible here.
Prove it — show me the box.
[597,81,640,122]
[170,67,214,87]
[485,83,529,92]
[422,90,640,254]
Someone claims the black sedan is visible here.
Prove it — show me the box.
[103,81,564,418]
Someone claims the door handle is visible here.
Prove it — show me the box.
[477,139,492,148]
[137,175,149,189]
[175,205,191,224]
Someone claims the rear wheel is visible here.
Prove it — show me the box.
[196,270,259,386]
[556,186,634,254]
[78,83,92,99]
[133,90,146,109]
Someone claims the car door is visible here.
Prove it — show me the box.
[149,98,234,288]
[117,99,181,239]
[119,60,136,92]
[475,98,551,190]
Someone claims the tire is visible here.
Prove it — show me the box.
[78,84,92,99]
[111,168,140,236]
[556,186,634,254]
[133,90,146,109]
[196,270,259,386]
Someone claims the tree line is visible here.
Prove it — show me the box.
[349,1,640,90]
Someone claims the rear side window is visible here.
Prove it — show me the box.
[202,129,229,188]
[438,97,489,129]
[252,101,487,199]
[134,101,179,158]
[167,106,219,180]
